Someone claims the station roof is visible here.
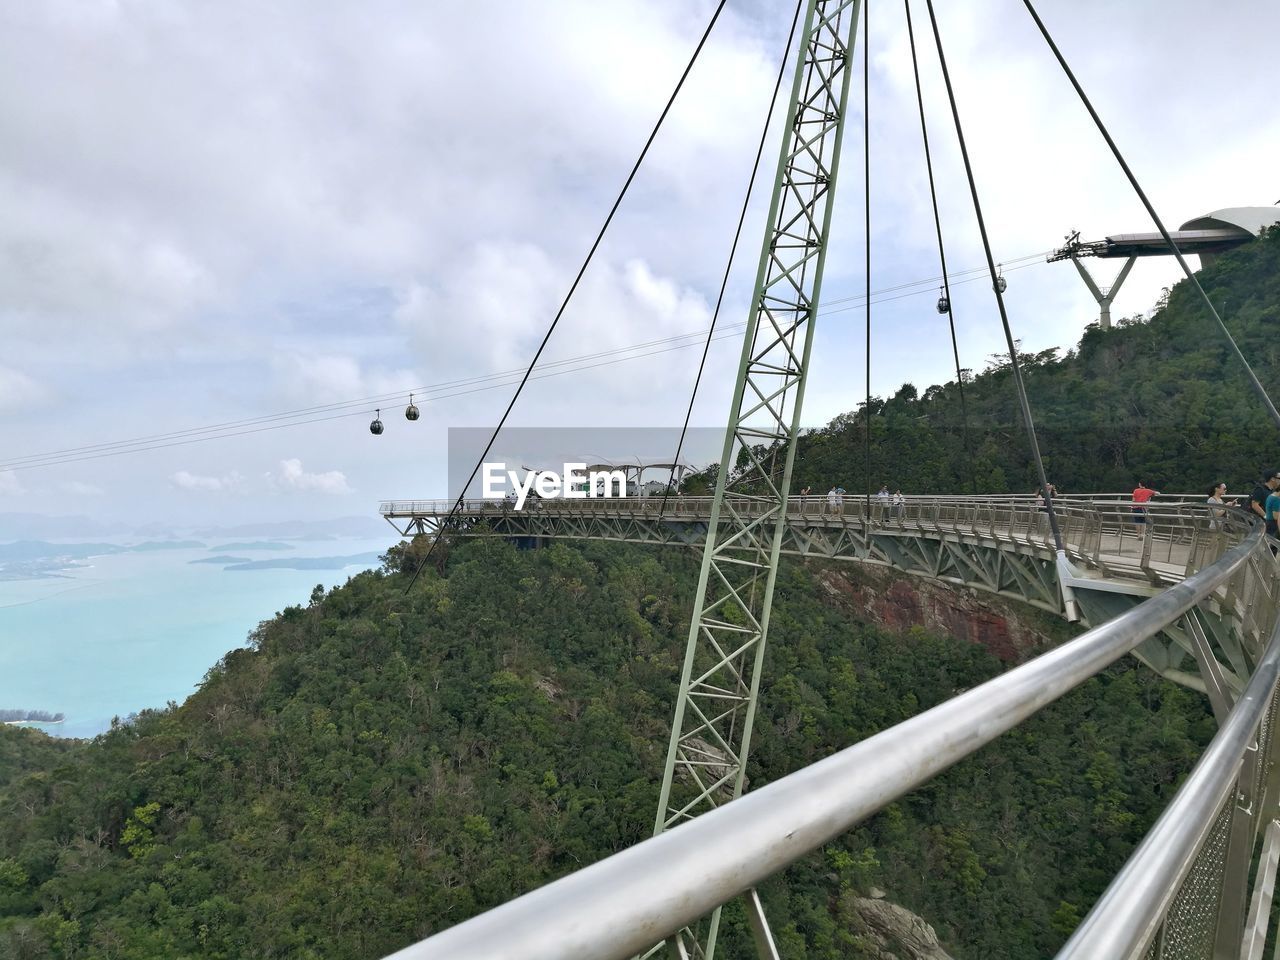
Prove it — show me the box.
[1050,207,1279,260]
[1180,206,1280,236]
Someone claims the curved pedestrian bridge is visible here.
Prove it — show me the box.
[379,493,1280,959]
[381,494,1279,699]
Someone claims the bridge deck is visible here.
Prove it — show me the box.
[381,494,1227,588]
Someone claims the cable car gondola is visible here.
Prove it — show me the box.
[370,409,384,435]
[405,393,420,421]
[993,265,1007,294]
[936,287,949,314]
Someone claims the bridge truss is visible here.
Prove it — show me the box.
[634,0,864,954]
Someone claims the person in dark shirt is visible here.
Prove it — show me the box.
[1249,468,1280,530]
[1267,487,1280,539]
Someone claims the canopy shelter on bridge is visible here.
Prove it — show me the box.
[1049,206,1280,329]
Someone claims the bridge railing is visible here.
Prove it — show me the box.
[1059,610,1280,958]
[383,523,1274,960]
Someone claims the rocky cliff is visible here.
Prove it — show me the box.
[812,562,1073,662]
[849,894,954,960]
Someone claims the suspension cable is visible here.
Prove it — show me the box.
[657,0,805,521]
[863,0,873,520]
[903,0,974,494]
[404,0,729,592]
[1020,0,1280,432]
[921,0,1065,551]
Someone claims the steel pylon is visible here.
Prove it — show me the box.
[649,1,864,956]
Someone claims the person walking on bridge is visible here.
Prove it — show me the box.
[1037,482,1058,534]
[1206,481,1235,531]
[1132,480,1160,537]
[1248,469,1279,528]
[1265,484,1280,540]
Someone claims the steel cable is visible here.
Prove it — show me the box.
[657,0,806,522]
[1020,0,1280,431]
[404,0,730,592]
[903,0,974,493]
[922,0,1065,551]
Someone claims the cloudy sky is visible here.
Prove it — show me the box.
[1,0,1276,528]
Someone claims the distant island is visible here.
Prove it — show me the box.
[189,555,253,565]
[224,552,383,571]
[193,516,385,540]
[0,708,65,723]
[0,539,213,581]
[0,540,124,562]
[208,541,296,552]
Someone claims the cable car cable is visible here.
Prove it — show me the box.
[3,254,1047,473]
[3,327,749,472]
[0,326,743,468]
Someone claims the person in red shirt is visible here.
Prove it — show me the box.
[1133,480,1160,536]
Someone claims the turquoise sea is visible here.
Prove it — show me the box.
[0,536,394,739]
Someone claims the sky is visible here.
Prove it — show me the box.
[1,0,1277,529]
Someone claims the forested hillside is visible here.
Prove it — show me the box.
[782,227,1280,497]
[0,539,1213,959]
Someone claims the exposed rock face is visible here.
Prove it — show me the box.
[849,896,954,960]
[812,562,1065,662]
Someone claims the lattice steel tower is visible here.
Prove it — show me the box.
[650,1,864,956]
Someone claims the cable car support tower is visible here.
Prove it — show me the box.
[650,1,863,955]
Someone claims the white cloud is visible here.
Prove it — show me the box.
[0,471,24,496]
[269,458,351,495]
[270,353,417,408]
[394,246,714,402]
[0,365,50,413]
[171,469,245,492]
[58,480,104,497]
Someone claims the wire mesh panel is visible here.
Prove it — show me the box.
[1248,687,1279,818]
[1153,797,1236,960]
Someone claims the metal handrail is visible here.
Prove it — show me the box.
[380,492,1240,512]
[1057,602,1280,958]
[382,523,1265,960]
